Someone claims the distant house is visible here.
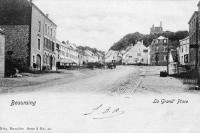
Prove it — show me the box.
[122,41,149,65]
[56,40,79,68]
[177,36,190,66]
[105,50,121,63]
[96,52,104,63]
[84,50,98,63]
[149,36,169,66]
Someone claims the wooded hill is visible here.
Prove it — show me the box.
[109,31,189,51]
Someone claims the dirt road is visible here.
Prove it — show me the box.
[0,66,200,133]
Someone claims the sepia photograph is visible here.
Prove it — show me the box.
[0,0,200,132]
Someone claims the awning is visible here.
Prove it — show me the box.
[60,58,74,64]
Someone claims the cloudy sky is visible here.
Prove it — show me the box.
[34,0,198,51]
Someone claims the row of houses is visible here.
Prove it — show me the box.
[0,0,104,77]
[105,35,176,66]
[56,40,104,69]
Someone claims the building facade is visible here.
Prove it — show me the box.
[122,41,149,65]
[149,36,169,66]
[188,11,199,69]
[0,29,5,77]
[178,36,190,65]
[0,0,57,72]
[84,50,99,63]
[56,41,79,68]
[105,50,121,63]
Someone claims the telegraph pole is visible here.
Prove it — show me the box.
[167,41,169,75]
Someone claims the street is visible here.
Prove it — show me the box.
[0,66,200,133]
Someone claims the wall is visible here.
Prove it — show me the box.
[0,25,30,71]
[0,32,5,77]
[0,0,31,25]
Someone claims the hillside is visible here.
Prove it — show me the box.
[109,31,189,51]
[77,46,105,55]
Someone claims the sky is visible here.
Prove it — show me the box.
[33,0,199,51]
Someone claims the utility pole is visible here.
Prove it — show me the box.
[167,41,169,75]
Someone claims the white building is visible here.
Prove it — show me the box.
[84,50,99,63]
[122,41,149,65]
[178,36,190,65]
[56,40,79,68]
[105,50,121,63]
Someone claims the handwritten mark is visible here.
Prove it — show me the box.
[93,111,125,119]
[84,104,103,115]
[84,104,125,119]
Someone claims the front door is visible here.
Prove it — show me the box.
[36,54,41,70]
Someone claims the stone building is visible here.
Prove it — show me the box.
[178,36,190,66]
[188,11,199,69]
[149,36,169,66]
[0,0,57,72]
[0,29,5,77]
[150,22,163,34]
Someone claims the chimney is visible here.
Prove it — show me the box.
[46,14,49,18]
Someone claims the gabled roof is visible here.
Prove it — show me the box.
[31,2,57,26]
[188,11,198,24]
[179,36,189,42]
[157,36,167,40]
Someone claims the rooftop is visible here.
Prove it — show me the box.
[157,36,168,40]
[31,2,57,26]
[188,11,198,24]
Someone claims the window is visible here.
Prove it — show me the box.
[51,28,53,37]
[156,46,159,52]
[33,55,35,63]
[44,38,46,49]
[143,49,148,52]
[38,21,41,32]
[52,42,54,51]
[164,46,167,52]
[163,55,167,61]
[45,24,47,34]
[48,26,50,35]
[38,39,40,50]
[184,54,189,63]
